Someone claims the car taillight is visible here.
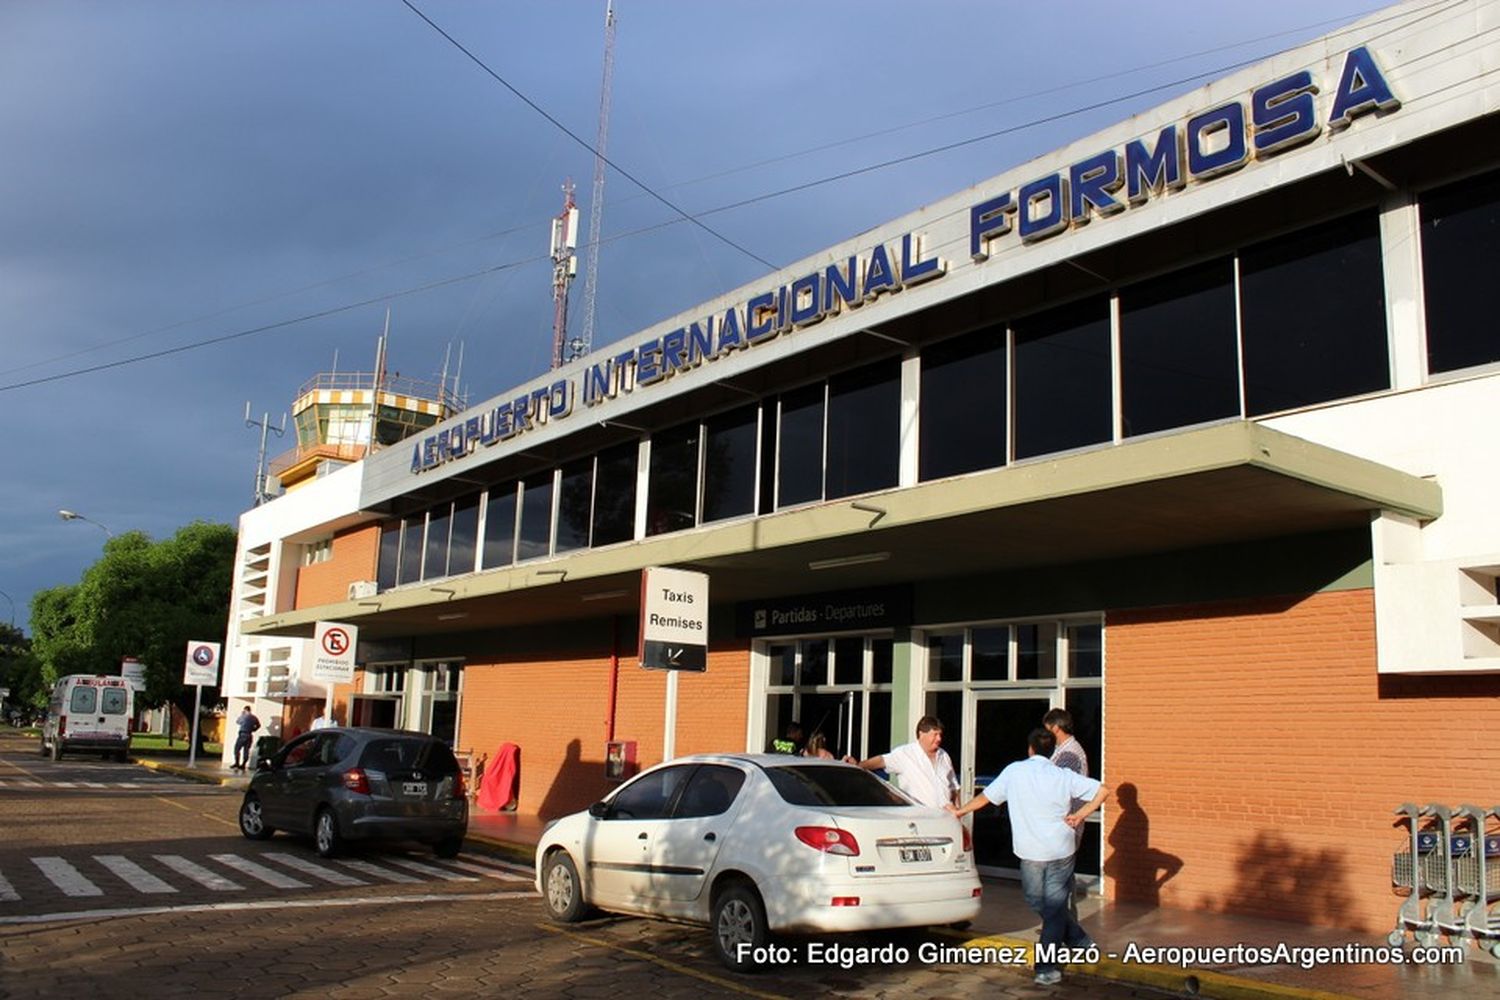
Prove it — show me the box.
[58,718,67,737]
[342,768,370,795]
[961,823,973,853]
[452,771,467,799]
[795,826,860,856]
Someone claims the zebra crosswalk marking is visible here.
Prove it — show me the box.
[261,853,367,886]
[338,859,421,884]
[96,855,177,894]
[154,855,243,891]
[456,853,534,877]
[382,857,478,882]
[208,854,309,890]
[33,857,102,897]
[445,859,530,882]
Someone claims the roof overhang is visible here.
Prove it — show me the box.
[242,421,1440,641]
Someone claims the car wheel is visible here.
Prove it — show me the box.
[38,739,47,758]
[238,794,273,841]
[712,883,769,973]
[432,836,464,859]
[115,749,129,763]
[314,807,342,858]
[50,741,63,762]
[541,851,588,923]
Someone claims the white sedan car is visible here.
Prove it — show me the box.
[535,753,981,970]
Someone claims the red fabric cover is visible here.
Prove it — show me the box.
[478,741,520,811]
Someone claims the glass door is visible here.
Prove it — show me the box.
[965,692,1055,875]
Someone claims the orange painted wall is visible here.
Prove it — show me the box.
[458,641,750,819]
[293,524,380,609]
[1105,588,1500,934]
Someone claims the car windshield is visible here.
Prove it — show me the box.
[358,738,458,775]
[764,764,914,807]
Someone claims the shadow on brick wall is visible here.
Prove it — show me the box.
[1220,830,1352,928]
[1105,782,1183,907]
[537,738,610,820]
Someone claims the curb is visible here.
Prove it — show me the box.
[941,931,1358,1000]
[131,757,240,787]
[464,830,541,868]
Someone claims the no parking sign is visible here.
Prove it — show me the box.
[312,621,358,684]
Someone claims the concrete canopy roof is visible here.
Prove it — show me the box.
[241,421,1440,641]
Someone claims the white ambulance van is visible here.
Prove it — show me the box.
[41,674,133,762]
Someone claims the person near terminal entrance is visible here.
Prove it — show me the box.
[766,720,805,755]
[845,715,959,810]
[1043,708,1087,777]
[231,706,261,771]
[949,727,1107,986]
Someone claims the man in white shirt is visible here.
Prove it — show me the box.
[950,728,1107,986]
[846,715,958,810]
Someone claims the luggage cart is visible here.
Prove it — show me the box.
[1455,804,1500,958]
[1427,805,1468,944]
[1390,803,1447,948]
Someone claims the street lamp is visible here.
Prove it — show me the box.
[58,509,113,538]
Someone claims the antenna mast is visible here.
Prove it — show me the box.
[549,180,580,370]
[577,0,616,362]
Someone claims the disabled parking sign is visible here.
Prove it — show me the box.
[182,641,221,686]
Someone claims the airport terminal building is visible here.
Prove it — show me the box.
[225,1,1500,935]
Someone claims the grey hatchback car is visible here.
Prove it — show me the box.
[237,727,468,858]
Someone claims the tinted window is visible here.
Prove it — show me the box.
[929,632,964,682]
[69,687,97,714]
[423,503,451,580]
[359,738,458,775]
[609,764,694,820]
[674,765,747,818]
[281,735,320,768]
[482,484,517,569]
[646,422,699,536]
[377,521,400,590]
[765,764,912,807]
[972,626,1010,682]
[920,325,1007,480]
[100,687,128,715]
[556,459,593,553]
[1420,169,1500,374]
[592,442,638,546]
[1119,258,1240,436]
[398,514,424,585]
[517,476,553,560]
[1240,211,1388,414]
[449,495,479,576]
[758,400,778,515]
[1013,297,1112,459]
[702,405,758,523]
[777,384,825,507]
[826,358,900,499]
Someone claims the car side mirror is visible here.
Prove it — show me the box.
[588,801,610,819]
[256,758,275,772]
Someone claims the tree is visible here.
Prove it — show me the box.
[0,623,45,721]
[29,521,237,751]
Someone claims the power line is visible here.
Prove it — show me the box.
[399,0,776,272]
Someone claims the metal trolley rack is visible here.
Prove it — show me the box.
[1390,802,1500,957]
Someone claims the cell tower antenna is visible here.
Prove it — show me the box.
[576,0,616,362]
[549,180,580,370]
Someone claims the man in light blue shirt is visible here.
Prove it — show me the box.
[951,727,1107,986]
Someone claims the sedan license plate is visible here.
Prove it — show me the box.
[402,781,428,797]
[899,846,932,863]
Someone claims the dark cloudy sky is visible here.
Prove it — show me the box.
[0,0,1387,632]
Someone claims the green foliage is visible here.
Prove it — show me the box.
[28,522,238,711]
[0,623,47,710]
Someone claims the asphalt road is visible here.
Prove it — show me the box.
[0,730,1163,999]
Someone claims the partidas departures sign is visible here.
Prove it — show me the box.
[412,46,1398,477]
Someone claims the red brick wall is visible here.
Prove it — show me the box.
[458,641,750,819]
[1106,588,1500,933]
[293,525,380,609]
